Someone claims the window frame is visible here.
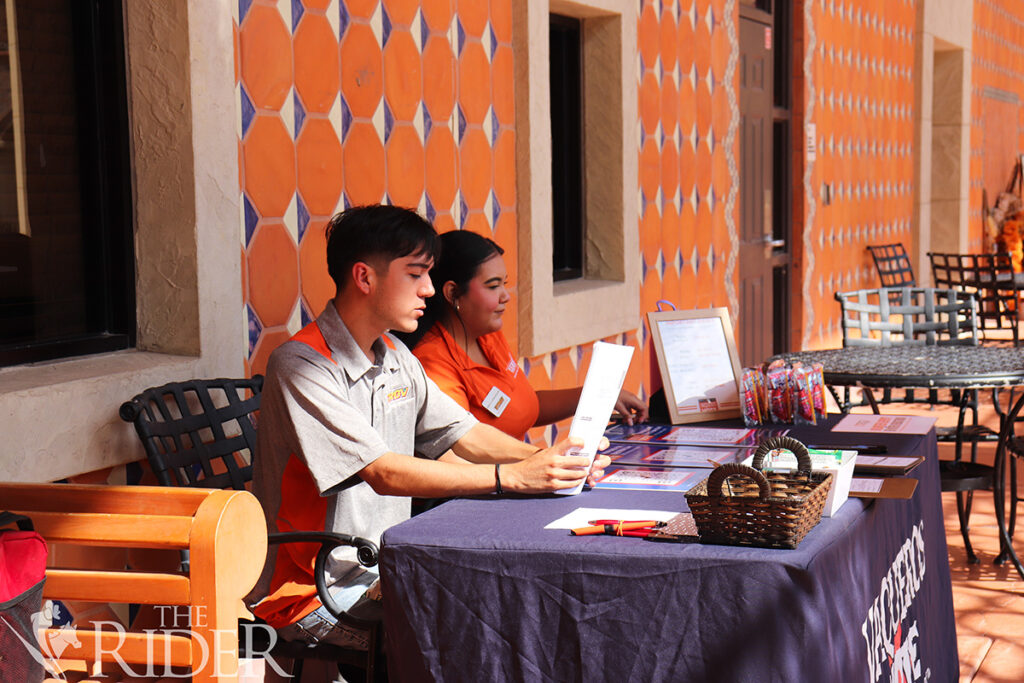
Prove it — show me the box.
[513,0,639,357]
[0,0,135,367]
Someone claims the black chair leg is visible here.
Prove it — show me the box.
[1010,454,1019,539]
[956,490,979,564]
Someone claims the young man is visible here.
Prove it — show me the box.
[250,205,608,650]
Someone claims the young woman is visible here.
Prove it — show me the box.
[396,230,647,440]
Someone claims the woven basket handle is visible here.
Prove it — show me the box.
[752,435,812,474]
[706,463,772,499]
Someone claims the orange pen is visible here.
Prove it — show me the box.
[570,520,664,536]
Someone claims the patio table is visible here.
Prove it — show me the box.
[776,344,1024,579]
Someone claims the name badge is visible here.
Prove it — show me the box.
[482,386,511,417]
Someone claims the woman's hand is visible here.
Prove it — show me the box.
[614,390,649,425]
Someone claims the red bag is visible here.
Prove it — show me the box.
[0,512,48,683]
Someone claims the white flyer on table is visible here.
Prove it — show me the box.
[556,341,635,495]
[832,413,936,435]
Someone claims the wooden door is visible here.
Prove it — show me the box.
[738,12,774,365]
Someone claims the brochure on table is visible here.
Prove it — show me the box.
[556,341,635,496]
[591,466,701,492]
[605,423,761,447]
[604,442,747,468]
[854,455,925,475]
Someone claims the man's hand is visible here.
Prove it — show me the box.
[614,390,649,425]
[502,437,612,493]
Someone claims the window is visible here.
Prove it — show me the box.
[0,0,133,367]
[549,14,583,282]
[513,1,638,357]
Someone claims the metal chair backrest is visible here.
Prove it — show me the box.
[119,375,384,681]
[867,244,916,288]
[835,287,978,347]
[119,376,263,490]
[928,251,1020,346]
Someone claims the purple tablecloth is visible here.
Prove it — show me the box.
[380,424,957,682]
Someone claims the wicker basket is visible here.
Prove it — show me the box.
[685,436,833,549]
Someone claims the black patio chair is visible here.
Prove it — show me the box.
[835,287,995,562]
[867,243,916,288]
[928,251,1021,346]
[119,376,385,682]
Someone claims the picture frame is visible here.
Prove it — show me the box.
[647,307,744,424]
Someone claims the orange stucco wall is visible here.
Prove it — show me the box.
[971,0,1024,251]
[795,0,918,349]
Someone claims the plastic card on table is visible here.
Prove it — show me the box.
[556,341,635,496]
[742,449,857,517]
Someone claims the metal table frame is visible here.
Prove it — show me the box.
[776,345,1024,579]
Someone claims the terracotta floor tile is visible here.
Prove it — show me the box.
[958,635,993,682]
[971,638,1024,682]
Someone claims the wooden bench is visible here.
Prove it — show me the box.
[0,482,267,682]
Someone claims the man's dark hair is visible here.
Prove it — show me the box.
[325,205,441,292]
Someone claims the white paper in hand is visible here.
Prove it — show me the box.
[556,341,635,495]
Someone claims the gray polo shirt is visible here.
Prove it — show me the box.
[251,302,476,612]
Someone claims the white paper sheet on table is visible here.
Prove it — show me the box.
[544,507,682,530]
[832,413,936,435]
[849,478,885,494]
[857,456,919,467]
[556,341,635,495]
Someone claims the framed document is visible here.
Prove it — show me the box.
[647,307,743,424]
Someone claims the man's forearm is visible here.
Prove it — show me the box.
[360,451,499,497]
[450,423,541,464]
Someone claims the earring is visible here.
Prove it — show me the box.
[455,301,460,312]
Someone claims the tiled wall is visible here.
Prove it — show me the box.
[971,0,1024,250]
[237,0,518,379]
[236,0,743,444]
[796,0,918,349]
[635,0,740,386]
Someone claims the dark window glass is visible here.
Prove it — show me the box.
[0,0,134,367]
[549,13,583,282]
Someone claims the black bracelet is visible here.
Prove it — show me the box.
[494,463,504,495]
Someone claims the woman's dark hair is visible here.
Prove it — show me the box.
[325,205,441,292]
[393,230,504,348]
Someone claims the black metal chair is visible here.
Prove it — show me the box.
[928,251,1021,346]
[834,287,995,562]
[119,376,385,682]
[929,252,1024,548]
[867,243,916,288]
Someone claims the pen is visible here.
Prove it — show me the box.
[571,521,664,536]
[588,519,664,526]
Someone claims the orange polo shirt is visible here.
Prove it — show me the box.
[413,325,539,440]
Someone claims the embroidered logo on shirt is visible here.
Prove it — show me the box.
[386,386,411,403]
[506,356,519,377]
